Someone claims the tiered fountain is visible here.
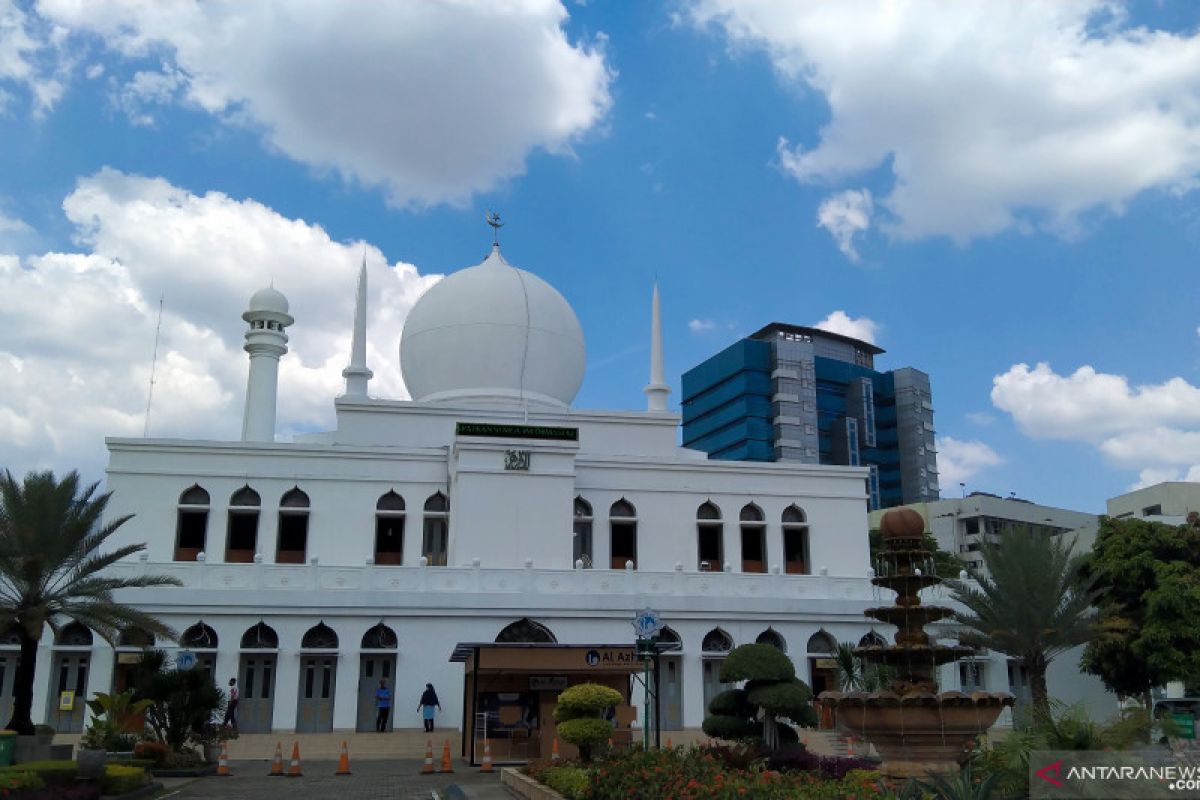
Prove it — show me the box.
[817,507,1013,779]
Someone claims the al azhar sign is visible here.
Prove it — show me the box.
[632,608,663,639]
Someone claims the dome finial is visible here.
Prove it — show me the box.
[485,210,504,247]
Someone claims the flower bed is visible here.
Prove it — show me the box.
[528,746,891,800]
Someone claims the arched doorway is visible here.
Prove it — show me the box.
[495,619,557,644]
[653,627,683,731]
[357,623,398,732]
[296,623,339,732]
[806,631,838,729]
[179,622,218,676]
[238,623,279,733]
[49,622,93,733]
[700,628,734,716]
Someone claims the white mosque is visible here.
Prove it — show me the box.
[14,235,1025,748]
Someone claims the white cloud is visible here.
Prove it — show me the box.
[0,212,29,233]
[0,0,65,113]
[814,187,872,261]
[965,411,996,427]
[32,0,612,206]
[936,436,1003,489]
[813,310,878,345]
[114,63,185,126]
[688,318,716,333]
[693,1,1200,243]
[0,168,439,482]
[992,361,1200,483]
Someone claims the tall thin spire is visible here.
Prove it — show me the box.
[342,254,373,397]
[644,282,670,412]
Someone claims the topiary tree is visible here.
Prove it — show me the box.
[553,682,622,763]
[701,643,816,751]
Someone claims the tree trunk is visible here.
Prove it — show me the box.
[6,627,40,735]
[1029,661,1050,719]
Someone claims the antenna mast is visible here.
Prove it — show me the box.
[143,294,164,437]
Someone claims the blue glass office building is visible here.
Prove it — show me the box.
[681,323,939,509]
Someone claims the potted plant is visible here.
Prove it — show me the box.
[76,723,108,779]
[195,722,238,764]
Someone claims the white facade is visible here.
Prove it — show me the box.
[15,243,1043,734]
[1107,481,1200,526]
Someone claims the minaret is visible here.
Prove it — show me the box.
[644,282,670,412]
[241,286,294,442]
[341,256,373,397]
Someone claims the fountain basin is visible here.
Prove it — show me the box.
[819,690,1013,779]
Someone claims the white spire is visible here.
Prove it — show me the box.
[644,281,670,412]
[341,254,373,397]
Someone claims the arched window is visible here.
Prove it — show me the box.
[756,628,786,652]
[227,486,261,563]
[653,626,682,652]
[301,622,339,650]
[739,503,766,573]
[701,628,733,653]
[422,492,449,566]
[805,631,836,655]
[696,501,723,571]
[782,505,810,575]
[180,623,218,650]
[117,627,154,649]
[859,630,886,648]
[495,618,557,644]
[573,497,593,568]
[276,487,310,564]
[175,485,209,561]
[240,623,279,650]
[361,623,398,650]
[56,622,93,647]
[609,499,637,570]
[375,491,405,565]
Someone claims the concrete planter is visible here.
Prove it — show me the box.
[500,767,567,800]
[76,747,107,779]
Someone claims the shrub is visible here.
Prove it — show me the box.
[553,683,622,763]
[720,643,797,683]
[0,770,45,792]
[132,740,170,766]
[0,760,79,786]
[766,745,879,778]
[539,765,589,800]
[100,764,147,795]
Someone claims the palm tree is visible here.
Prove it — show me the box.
[948,526,1099,718]
[0,470,181,734]
[832,641,893,693]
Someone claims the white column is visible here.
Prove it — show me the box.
[272,649,300,731]
[242,353,283,442]
[89,642,114,698]
[31,642,53,726]
[332,652,358,730]
[680,654,707,728]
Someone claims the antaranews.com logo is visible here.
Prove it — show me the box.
[1031,751,1200,798]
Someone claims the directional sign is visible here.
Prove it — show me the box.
[175,650,197,670]
[632,608,663,639]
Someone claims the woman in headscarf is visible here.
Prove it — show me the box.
[417,683,441,732]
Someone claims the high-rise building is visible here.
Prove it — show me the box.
[681,323,939,509]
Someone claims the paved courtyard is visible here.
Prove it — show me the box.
[156,759,513,800]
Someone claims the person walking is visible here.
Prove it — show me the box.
[222,677,239,731]
[417,683,441,732]
[374,677,392,732]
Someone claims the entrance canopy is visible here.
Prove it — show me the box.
[451,643,641,765]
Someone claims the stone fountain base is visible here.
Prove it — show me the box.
[819,691,1012,779]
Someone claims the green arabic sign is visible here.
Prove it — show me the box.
[455,422,579,441]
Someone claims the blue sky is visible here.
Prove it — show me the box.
[3,0,1200,513]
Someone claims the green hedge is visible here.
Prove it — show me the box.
[539,765,589,800]
[0,759,78,786]
[102,764,148,795]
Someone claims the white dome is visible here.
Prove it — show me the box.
[400,246,585,407]
[247,286,289,315]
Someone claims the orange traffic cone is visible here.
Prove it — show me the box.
[421,739,435,774]
[847,736,856,757]
[268,741,284,776]
[666,738,673,750]
[286,741,302,777]
[480,739,493,773]
[439,739,454,773]
[216,741,231,777]
[551,737,560,762]
[335,740,351,776]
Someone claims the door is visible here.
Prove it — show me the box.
[0,652,17,727]
[49,653,89,733]
[701,659,728,717]
[296,656,336,732]
[659,656,683,730]
[238,654,277,733]
[356,655,395,732]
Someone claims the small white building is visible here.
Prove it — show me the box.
[1107,482,1200,526]
[10,240,1034,739]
